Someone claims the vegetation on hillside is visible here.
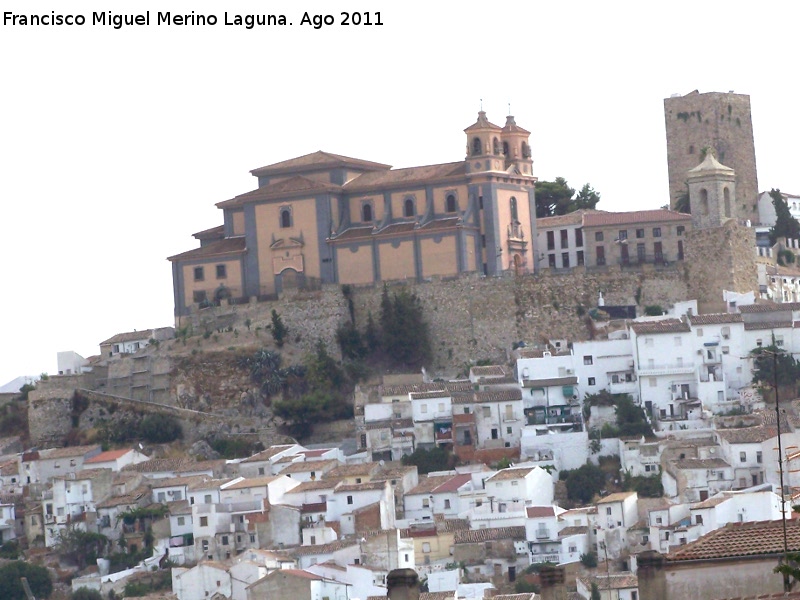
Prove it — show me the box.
[401,446,455,474]
[0,561,53,600]
[584,391,653,439]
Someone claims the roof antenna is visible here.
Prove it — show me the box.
[480,98,483,111]
[508,101,511,115]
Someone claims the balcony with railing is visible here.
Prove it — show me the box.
[530,552,561,564]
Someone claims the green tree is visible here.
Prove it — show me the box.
[380,288,432,368]
[335,321,366,360]
[72,588,103,600]
[674,186,691,214]
[0,561,53,600]
[56,527,110,570]
[590,582,602,600]
[364,311,380,352]
[305,339,345,392]
[560,463,605,504]
[271,309,288,347]
[580,551,598,568]
[401,447,455,474]
[139,414,182,443]
[769,188,800,244]
[751,344,800,387]
[571,183,601,212]
[535,178,601,217]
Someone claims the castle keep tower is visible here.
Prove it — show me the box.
[664,90,758,221]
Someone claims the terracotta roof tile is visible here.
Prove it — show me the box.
[217,176,341,209]
[630,319,690,335]
[250,151,391,177]
[474,389,523,403]
[379,382,473,397]
[536,210,598,228]
[454,526,526,543]
[597,491,636,504]
[40,445,101,460]
[667,519,800,562]
[689,313,743,325]
[526,506,556,518]
[240,445,296,463]
[85,449,133,464]
[280,460,339,475]
[578,573,638,589]
[739,302,800,313]
[285,480,341,494]
[286,539,358,556]
[167,236,246,261]
[336,481,387,493]
[744,321,793,330]
[582,209,691,227]
[193,225,225,240]
[470,365,507,377]
[344,161,467,192]
[407,474,463,495]
[674,458,730,470]
[487,467,534,482]
[325,463,379,478]
[716,426,779,444]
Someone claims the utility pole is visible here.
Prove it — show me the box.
[771,349,790,592]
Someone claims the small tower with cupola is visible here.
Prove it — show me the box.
[687,150,736,230]
[501,115,533,175]
[464,111,505,174]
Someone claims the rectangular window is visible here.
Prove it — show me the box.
[216,264,227,279]
[740,452,747,463]
[649,377,657,387]
[654,241,663,262]
[421,404,428,413]
[757,451,763,463]
[618,230,628,241]
[575,228,583,247]
[506,426,512,434]
[547,231,555,250]
[588,377,596,386]
[577,250,584,266]
[548,254,556,268]
[636,228,645,239]
[221,535,228,546]
[310,535,316,545]
[422,542,431,553]
[583,355,593,365]
[595,231,604,242]
[200,516,208,527]
[696,328,703,337]
[653,227,662,238]
[637,243,646,263]
[444,499,451,509]
[177,517,185,526]
[562,252,569,268]
[606,507,612,515]
[483,406,491,417]
[347,495,354,505]
[560,229,568,247]
[193,266,204,281]
[193,290,207,304]
[204,494,212,504]
[422,498,429,508]
[677,225,685,236]
[596,246,605,266]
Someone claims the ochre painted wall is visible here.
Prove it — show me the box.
[338,245,375,285]
[181,259,243,307]
[379,240,415,281]
[421,236,457,278]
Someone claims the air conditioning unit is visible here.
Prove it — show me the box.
[543,351,552,357]
[566,369,574,375]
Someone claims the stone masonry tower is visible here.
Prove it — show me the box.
[683,153,757,313]
[664,90,758,221]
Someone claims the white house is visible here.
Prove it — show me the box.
[403,473,472,521]
[172,561,231,600]
[83,448,150,472]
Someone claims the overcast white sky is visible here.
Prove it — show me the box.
[1,1,798,386]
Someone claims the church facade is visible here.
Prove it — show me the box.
[168,112,538,318]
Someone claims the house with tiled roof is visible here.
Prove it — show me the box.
[98,327,174,358]
[466,466,553,529]
[577,572,638,600]
[453,525,528,585]
[594,491,638,561]
[237,444,303,478]
[403,473,473,521]
[169,113,538,321]
[42,468,114,547]
[246,567,352,600]
[636,519,800,600]
[171,561,232,600]
[21,444,102,484]
[84,448,150,472]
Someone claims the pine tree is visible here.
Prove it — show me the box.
[271,309,288,347]
[769,188,800,244]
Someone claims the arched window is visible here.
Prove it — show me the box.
[502,141,509,156]
[404,198,415,218]
[472,137,482,156]
[446,194,457,213]
[280,208,292,228]
[521,142,531,158]
[723,187,731,218]
[362,203,373,222]
[510,197,519,222]
[493,137,500,155]
[700,189,709,215]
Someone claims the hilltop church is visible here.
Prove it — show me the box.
[169,112,538,318]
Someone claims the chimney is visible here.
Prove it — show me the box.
[538,564,567,600]
[387,568,419,600]
[636,550,668,600]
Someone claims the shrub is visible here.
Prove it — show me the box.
[271,310,288,347]
[139,414,182,443]
[72,588,103,600]
[580,551,598,568]
[0,561,53,599]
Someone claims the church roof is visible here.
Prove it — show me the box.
[250,151,391,177]
[167,236,246,261]
[217,175,341,208]
[582,209,691,227]
[687,152,735,178]
[331,217,462,242]
[464,111,502,132]
[343,161,466,192]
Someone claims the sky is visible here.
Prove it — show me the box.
[1,1,799,386]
